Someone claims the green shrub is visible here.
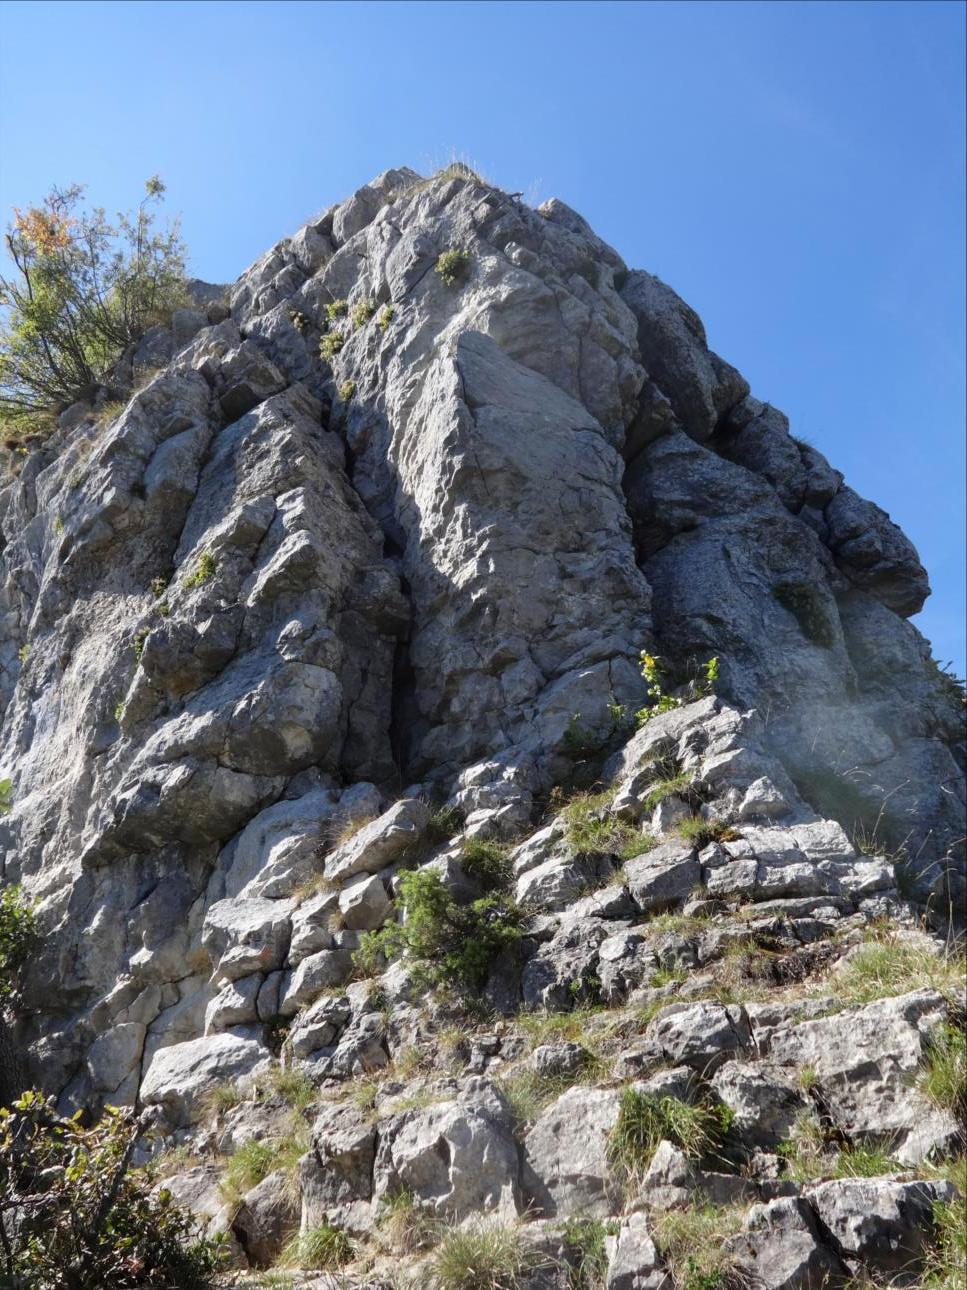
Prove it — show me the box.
[0,1091,222,1288]
[319,330,345,360]
[378,304,395,331]
[430,1221,543,1289]
[183,550,216,589]
[0,177,187,440]
[0,883,37,1002]
[281,1222,353,1271]
[353,868,525,994]
[338,379,357,403]
[0,779,11,815]
[435,249,470,286]
[325,299,348,321]
[607,1088,729,1183]
[351,299,375,328]
[459,837,511,891]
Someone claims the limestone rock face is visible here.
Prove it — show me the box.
[0,165,962,1282]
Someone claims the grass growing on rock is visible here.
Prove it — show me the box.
[833,933,966,1007]
[606,1088,730,1183]
[376,1188,440,1255]
[280,1222,353,1271]
[562,790,652,860]
[923,1157,967,1290]
[918,1022,966,1116]
[499,1050,607,1129]
[676,816,740,848]
[650,1203,749,1290]
[459,837,512,890]
[430,1220,544,1290]
[560,1216,612,1290]
[220,1130,306,1206]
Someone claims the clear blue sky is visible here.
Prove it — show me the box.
[2,0,964,673]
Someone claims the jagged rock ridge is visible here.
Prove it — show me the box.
[0,166,962,1286]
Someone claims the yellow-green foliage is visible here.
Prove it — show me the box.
[319,330,345,360]
[351,300,374,328]
[563,790,651,860]
[435,249,470,286]
[325,299,348,322]
[183,551,216,589]
[0,883,37,1001]
[378,304,395,331]
[338,379,357,403]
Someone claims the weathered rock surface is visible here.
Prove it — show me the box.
[0,164,962,1284]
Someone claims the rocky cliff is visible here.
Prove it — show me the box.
[0,166,963,1286]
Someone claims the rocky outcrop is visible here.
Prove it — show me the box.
[0,165,962,1285]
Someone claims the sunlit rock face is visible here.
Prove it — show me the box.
[0,165,961,1178]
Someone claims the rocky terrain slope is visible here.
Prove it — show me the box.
[0,165,963,1286]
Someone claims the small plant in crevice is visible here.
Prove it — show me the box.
[338,379,357,403]
[351,299,375,329]
[562,789,651,861]
[289,308,309,333]
[918,1021,966,1118]
[560,1215,614,1290]
[378,304,395,331]
[149,575,168,598]
[634,653,718,728]
[16,643,29,664]
[425,803,465,845]
[325,299,348,322]
[319,330,345,360]
[132,627,150,663]
[676,816,740,848]
[0,779,12,815]
[183,550,216,589]
[435,249,470,286]
[280,1222,353,1271]
[650,1203,749,1290]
